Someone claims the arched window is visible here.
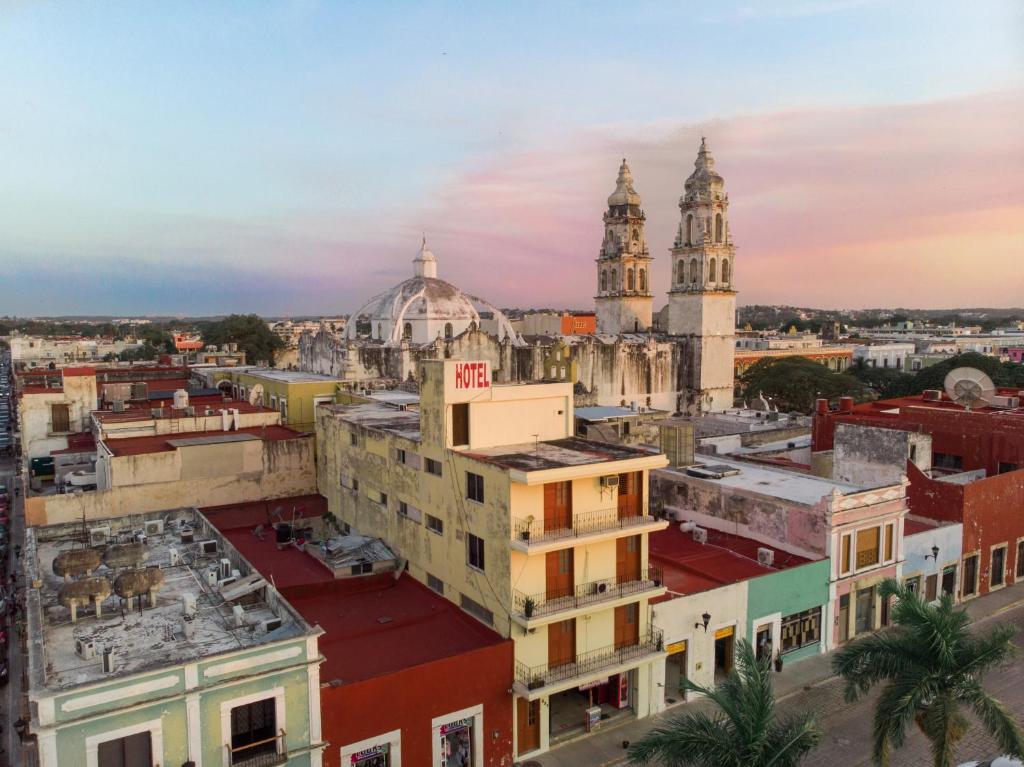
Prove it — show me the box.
[677,260,686,284]
[632,228,639,241]
[639,269,647,292]
[403,322,412,340]
[715,213,723,243]
[705,217,712,237]
[689,258,699,285]
[686,215,693,245]
[611,269,617,290]
[708,258,717,282]
[376,322,382,339]
[600,270,607,292]
[626,268,635,291]
[721,259,730,284]
[444,322,453,340]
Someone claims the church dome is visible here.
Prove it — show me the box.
[684,137,724,193]
[607,158,641,207]
[344,239,521,346]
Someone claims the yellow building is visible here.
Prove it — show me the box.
[202,368,344,432]
[317,359,669,759]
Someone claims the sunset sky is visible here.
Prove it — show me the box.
[1,1,1021,316]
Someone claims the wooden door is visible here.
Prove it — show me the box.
[614,602,640,649]
[543,481,573,532]
[616,535,642,582]
[545,548,574,603]
[617,471,642,520]
[451,403,469,445]
[51,404,70,433]
[516,697,540,755]
[548,618,576,668]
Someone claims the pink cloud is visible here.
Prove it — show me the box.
[402,90,1024,310]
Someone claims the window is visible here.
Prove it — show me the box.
[999,462,1020,475]
[632,227,639,241]
[721,258,730,284]
[425,457,443,476]
[350,431,359,446]
[780,607,821,654]
[884,523,894,562]
[467,472,484,503]
[460,594,494,626]
[445,322,454,340]
[467,533,485,571]
[840,533,852,574]
[638,268,647,292]
[97,732,152,767]
[904,575,920,595]
[626,268,634,291]
[398,500,422,523]
[933,452,963,471]
[270,394,278,410]
[991,545,1007,587]
[230,698,278,761]
[686,214,693,245]
[689,258,698,285]
[427,573,444,594]
[279,398,287,420]
[708,258,716,282]
[963,553,979,596]
[611,268,617,288]
[426,514,444,535]
[396,448,406,464]
[941,565,957,597]
[379,491,388,507]
[452,403,469,445]
[676,261,685,284]
[350,562,372,575]
[50,403,70,433]
[855,526,880,569]
[600,270,608,292]
[715,212,723,242]
[925,573,938,602]
[403,322,412,340]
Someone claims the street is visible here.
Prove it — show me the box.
[1,454,29,767]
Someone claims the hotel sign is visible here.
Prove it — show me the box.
[445,360,493,403]
[454,361,490,390]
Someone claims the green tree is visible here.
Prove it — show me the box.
[627,639,820,767]
[850,360,916,399]
[198,314,284,366]
[832,579,1024,767]
[739,356,868,413]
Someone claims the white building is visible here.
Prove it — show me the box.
[852,342,916,370]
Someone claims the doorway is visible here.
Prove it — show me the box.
[546,548,574,608]
[548,618,577,669]
[854,587,875,636]
[544,481,573,533]
[516,698,540,755]
[664,643,688,705]
[616,535,641,582]
[838,594,850,643]
[714,627,734,683]
[451,403,469,446]
[614,603,640,649]
[755,625,773,663]
[617,471,642,520]
[548,676,635,745]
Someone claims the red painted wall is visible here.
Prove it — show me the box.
[560,314,596,335]
[321,640,514,767]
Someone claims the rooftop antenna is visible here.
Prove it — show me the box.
[943,367,996,411]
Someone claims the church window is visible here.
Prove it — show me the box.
[444,322,453,340]
[721,259,730,284]
[686,215,693,245]
[715,213,724,243]
[376,322,382,339]
[626,268,634,291]
[611,269,617,289]
[677,261,685,284]
[705,216,712,236]
[639,269,647,292]
[632,228,639,241]
[689,258,699,285]
[403,322,412,340]
[600,270,607,292]
[708,258,717,282]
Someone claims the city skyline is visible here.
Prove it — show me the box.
[1,1,1021,315]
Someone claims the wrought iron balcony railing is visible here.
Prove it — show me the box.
[515,630,664,690]
[512,504,655,545]
[512,566,663,619]
[227,731,287,767]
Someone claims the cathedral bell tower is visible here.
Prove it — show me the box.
[595,159,653,335]
[667,139,737,411]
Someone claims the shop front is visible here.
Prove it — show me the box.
[548,671,636,745]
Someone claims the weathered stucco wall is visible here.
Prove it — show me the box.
[833,424,931,488]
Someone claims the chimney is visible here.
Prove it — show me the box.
[839,396,855,413]
[815,398,830,415]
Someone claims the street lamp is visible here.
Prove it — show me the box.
[925,545,940,561]
[695,612,711,632]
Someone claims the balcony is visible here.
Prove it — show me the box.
[227,731,288,767]
[512,566,665,625]
[511,504,666,552]
[515,630,664,697]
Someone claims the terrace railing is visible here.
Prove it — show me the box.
[226,731,288,767]
[515,630,664,690]
[512,566,663,619]
[512,504,655,545]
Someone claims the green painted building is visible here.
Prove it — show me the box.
[26,508,325,767]
[745,557,831,665]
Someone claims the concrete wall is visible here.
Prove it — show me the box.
[833,423,931,488]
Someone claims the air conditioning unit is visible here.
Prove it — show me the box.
[600,475,620,489]
[199,540,218,555]
[144,520,164,536]
[75,638,96,660]
[757,547,775,567]
[219,558,232,579]
[992,395,1020,409]
[218,576,237,590]
[591,581,610,596]
[258,617,283,635]
[692,527,708,544]
[232,604,245,627]
[168,547,181,567]
[101,646,117,674]
[89,526,111,547]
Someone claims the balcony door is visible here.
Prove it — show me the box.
[543,480,573,532]
[545,548,574,604]
[617,472,642,520]
[548,618,576,669]
[616,535,641,582]
[614,602,640,649]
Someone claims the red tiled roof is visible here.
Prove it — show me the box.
[650,525,815,600]
[93,398,273,423]
[103,425,307,456]
[21,386,61,395]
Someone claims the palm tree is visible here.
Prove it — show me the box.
[627,639,820,766]
[831,578,1024,767]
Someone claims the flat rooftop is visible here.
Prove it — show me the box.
[102,425,307,456]
[27,508,311,692]
[575,406,662,421]
[324,402,422,441]
[203,502,506,686]
[93,397,274,425]
[658,456,861,506]
[650,524,816,599]
[464,437,657,472]
[235,368,343,384]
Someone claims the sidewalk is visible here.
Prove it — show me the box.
[525,582,1024,767]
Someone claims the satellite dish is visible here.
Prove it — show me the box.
[248,384,264,406]
[943,367,996,411]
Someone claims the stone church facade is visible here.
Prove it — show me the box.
[299,140,736,415]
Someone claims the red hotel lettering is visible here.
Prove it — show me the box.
[455,362,490,389]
